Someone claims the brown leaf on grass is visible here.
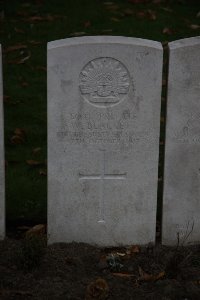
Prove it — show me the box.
[7,51,31,65]
[18,52,31,64]
[112,272,135,278]
[147,9,157,20]
[129,245,140,254]
[14,128,26,138]
[39,169,47,176]
[110,17,120,22]
[69,32,86,37]
[32,147,42,154]
[10,135,25,145]
[26,224,46,237]
[189,24,200,30]
[123,245,140,259]
[10,128,26,145]
[4,44,27,53]
[23,14,61,22]
[138,267,165,282]
[161,7,173,13]
[85,278,109,300]
[162,27,173,35]
[26,160,44,166]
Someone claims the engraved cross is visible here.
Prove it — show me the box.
[79,150,127,223]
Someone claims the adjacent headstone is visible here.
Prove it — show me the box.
[48,36,163,246]
[0,45,5,240]
[163,37,200,245]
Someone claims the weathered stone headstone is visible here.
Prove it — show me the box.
[48,36,163,245]
[0,45,5,240]
[163,37,200,245]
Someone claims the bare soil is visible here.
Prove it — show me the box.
[0,234,200,300]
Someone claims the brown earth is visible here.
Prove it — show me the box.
[0,232,200,300]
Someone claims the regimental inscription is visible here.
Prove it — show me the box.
[57,110,158,146]
[171,112,200,144]
[79,57,131,107]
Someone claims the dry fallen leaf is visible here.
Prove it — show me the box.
[10,128,26,145]
[26,224,46,237]
[129,245,140,254]
[4,44,27,53]
[110,17,120,22]
[161,7,173,13]
[26,160,44,166]
[32,147,42,154]
[85,278,109,300]
[23,14,60,22]
[147,9,157,21]
[112,272,135,278]
[39,169,47,176]
[69,32,86,37]
[189,24,200,30]
[162,27,173,35]
[14,128,26,137]
[18,51,31,64]
[138,267,165,282]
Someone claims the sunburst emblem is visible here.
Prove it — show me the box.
[79,57,131,107]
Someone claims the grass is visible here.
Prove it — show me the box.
[0,0,200,224]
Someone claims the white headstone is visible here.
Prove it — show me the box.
[163,37,200,245]
[0,45,5,240]
[48,36,163,246]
